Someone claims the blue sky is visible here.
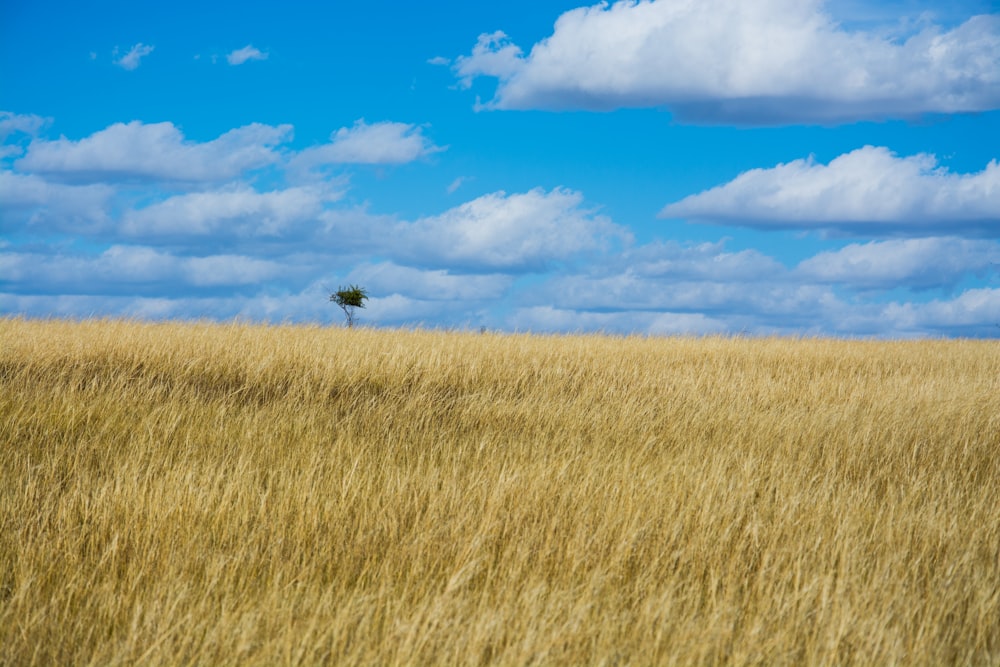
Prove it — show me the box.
[2,0,999,336]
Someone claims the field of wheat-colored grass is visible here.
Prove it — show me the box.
[2,317,999,666]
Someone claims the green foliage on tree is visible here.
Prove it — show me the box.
[330,284,369,327]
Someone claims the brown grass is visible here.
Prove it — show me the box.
[2,317,999,666]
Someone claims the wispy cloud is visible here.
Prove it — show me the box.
[227,45,268,65]
[455,0,1000,123]
[446,176,469,194]
[114,43,154,70]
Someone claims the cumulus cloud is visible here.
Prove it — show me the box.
[123,184,339,241]
[393,188,630,271]
[660,147,1000,236]
[123,187,627,273]
[455,0,1000,123]
[0,111,47,141]
[502,228,1000,335]
[316,189,628,273]
[535,270,842,322]
[114,43,154,70]
[0,245,282,295]
[293,119,445,168]
[345,262,512,301]
[455,31,525,88]
[508,270,1000,337]
[507,231,1000,336]
[227,45,268,65]
[624,240,785,281]
[797,237,1000,289]
[0,170,114,232]
[16,121,292,183]
[1,112,49,159]
[884,287,1000,335]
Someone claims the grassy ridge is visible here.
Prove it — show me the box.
[2,317,999,666]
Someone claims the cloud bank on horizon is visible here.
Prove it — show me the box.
[2,0,1000,337]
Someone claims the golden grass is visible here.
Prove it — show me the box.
[2,317,999,666]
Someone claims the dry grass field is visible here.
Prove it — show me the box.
[2,317,999,666]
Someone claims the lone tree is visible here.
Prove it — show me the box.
[330,284,369,328]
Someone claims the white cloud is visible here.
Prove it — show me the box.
[393,188,630,271]
[0,291,315,322]
[456,0,1000,123]
[0,112,49,159]
[227,45,268,65]
[507,230,1000,336]
[184,254,283,286]
[455,31,525,88]
[797,237,1000,289]
[123,184,339,240]
[0,246,283,293]
[345,262,512,301]
[534,270,841,321]
[660,147,1000,236]
[16,121,292,183]
[0,284,461,325]
[0,111,47,140]
[509,271,1000,337]
[507,305,625,332]
[308,189,628,273]
[0,170,114,232]
[361,293,469,326]
[645,311,731,335]
[446,176,469,194]
[825,0,997,32]
[114,43,154,70]
[293,119,444,168]
[884,287,1000,334]
[625,240,785,281]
